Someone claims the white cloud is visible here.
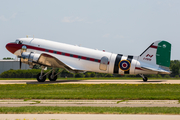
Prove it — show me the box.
[102,34,110,38]
[0,15,8,21]
[95,19,105,23]
[11,13,17,19]
[62,16,85,23]
[157,0,177,8]
[114,35,125,39]
[85,19,105,24]
[62,17,105,24]
[102,34,128,39]
[0,13,17,21]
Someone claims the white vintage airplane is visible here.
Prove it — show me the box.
[6,38,171,82]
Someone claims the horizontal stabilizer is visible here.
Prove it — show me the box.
[141,66,171,74]
[140,61,171,74]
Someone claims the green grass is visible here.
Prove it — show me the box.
[117,100,128,104]
[0,84,180,100]
[0,107,180,114]
[30,100,41,104]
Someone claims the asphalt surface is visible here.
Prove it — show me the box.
[1,114,180,120]
[0,79,180,84]
[0,99,179,107]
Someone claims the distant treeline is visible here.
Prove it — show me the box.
[0,60,179,78]
[170,60,180,77]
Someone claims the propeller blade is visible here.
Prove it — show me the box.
[20,58,22,69]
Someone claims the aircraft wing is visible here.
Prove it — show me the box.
[139,61,171,74]
[37,53,85,72]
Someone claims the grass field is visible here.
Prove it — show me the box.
[0,106,180,114]
[0,84,180,100]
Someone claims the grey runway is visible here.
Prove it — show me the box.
[0,79,180,84]
[0,114,180,120]
[0,99,179,107]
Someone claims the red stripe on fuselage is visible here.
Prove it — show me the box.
[73,55,78,58]
[27,45,46,51]
[81,56,86,60]
[49,50,54,53]
[65,53,70,56]
[57,51,62,55]
[6,43,109,64]
[90,58,95,61]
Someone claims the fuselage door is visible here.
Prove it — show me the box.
[99,56,108,71]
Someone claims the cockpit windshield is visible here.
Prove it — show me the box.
[15,40,22,44]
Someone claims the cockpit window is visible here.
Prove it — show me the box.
[15,40,22,44]
[15,40,19,44]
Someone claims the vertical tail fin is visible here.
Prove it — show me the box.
[156,41,171,67]
[139,40,171,68]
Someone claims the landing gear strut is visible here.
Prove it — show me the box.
[48,68,62,81]
[37,67,61,82]
[139,74,148,82]
[48,69,57,81]
[37,67,47,82]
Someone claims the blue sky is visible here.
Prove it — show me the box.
[1,0,180,60]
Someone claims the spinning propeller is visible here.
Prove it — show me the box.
[19,45,27,69]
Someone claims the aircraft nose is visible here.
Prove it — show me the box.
[6,43,20,54]
[6,43,13,54]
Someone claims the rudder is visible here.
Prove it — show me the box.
[156,41,171,67]
[139,40,171,67]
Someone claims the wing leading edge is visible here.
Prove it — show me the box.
[38,53,85,73]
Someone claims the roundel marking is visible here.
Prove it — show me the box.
[118,60,131,71]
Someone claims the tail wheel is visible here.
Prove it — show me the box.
[48,72,57,81]
[37,73,46,82]
[143,77,148,82]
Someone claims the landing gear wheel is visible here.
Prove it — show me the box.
[37,73,46,82]
[48,72,57,81]
[143,77,148,82]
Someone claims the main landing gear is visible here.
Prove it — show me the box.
[139,74,148,82]
[48,70,58,81]
[37,67,61,82]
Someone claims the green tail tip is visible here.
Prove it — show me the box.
[156,41,171,67]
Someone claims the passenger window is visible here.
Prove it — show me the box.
[99,56,108,71]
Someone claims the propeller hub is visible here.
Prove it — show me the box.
[21,45,27,53]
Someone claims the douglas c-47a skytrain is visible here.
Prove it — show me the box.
[6,38,171,82]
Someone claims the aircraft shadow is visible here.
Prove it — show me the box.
[26,80,83,84]
[26,80,166,84]
[136,80,166,83]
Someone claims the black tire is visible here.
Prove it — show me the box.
[48,72,57,81]
[37,73,46,82]
[143,77,148,82]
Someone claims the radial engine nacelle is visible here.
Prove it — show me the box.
[21,52,41,68]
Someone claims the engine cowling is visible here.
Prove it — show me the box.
[21,52,41,67]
